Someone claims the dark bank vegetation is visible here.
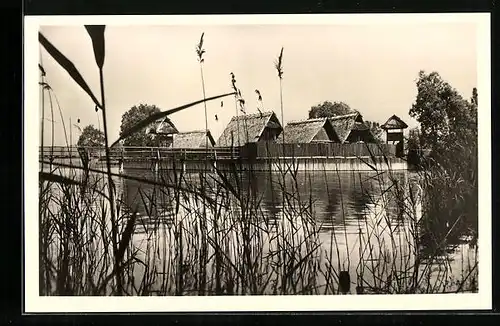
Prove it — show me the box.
[408,71,478,251]
[37,26,478,296]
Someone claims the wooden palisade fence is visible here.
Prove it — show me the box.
[246,142,397,159]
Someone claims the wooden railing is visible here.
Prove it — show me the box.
[39,146,116,160]
[120,146,239,160]
[39,146,240,161]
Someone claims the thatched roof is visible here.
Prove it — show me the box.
[381,115,408,130]
[279,118,339,143]
[352,121,370,131]
[171,130,215,148]
[146,117,179,135]
[328,112,364,143]
[217,111,282,147]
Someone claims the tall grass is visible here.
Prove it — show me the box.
[38,26,478,296]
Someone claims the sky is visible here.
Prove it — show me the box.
[37,21,478,146]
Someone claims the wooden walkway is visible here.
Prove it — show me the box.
[39,146,240,163]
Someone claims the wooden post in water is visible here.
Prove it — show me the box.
[118,159,124,175]
[117,146,123,174]
[338,271,351,294]
[213,149,217,170]
[183,149,186,173]
[153,148,159,174]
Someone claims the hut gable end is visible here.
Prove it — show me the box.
[216,111,282,147]
[381,115,409,130]
[279,118,339,143]
[329,112,377,143]
[146,117,179,135]
[312,127,329,141]
[328,113,359,143]
[172,130,215,148]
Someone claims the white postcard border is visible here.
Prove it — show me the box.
[24,13,491,312]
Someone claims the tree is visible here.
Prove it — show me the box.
[365,121,384,142]
[308,101,354,119]
[406,127,422,150]
[77,124,105,147]
[405,127,424,166]
[409,71,477,152]
[119,104,162,146]
[471,87,478,106]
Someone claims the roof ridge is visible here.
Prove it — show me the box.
[328,112,359,120]
[231,111,274,121]
[287,117,326,125]
[177,130,209,134]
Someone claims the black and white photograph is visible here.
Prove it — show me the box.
[24,14,491,312]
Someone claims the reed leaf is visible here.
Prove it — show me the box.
[358,156,378,172]
[255,89,262,102]
[38,32,102,110]
[85,25,106,69]
[274,47,284,79]
[38,63,46,76]
[39,82,51,90]
[111,92,235,147]
[39,160,218,207]
[365,142,377,166]
[39,172,81,186]
[284,243,321,279]
[209,166,239,199]
[116,212,138,264]
[196,32,205,62]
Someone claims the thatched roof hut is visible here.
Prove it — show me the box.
[145,117,179,139]
[278,118,339,143]
[171,130,215,148]
[217,111,282,147]
[381,115,409,130]
[144,117,179,147]
[328,112,375,143]
[147,117,179,135]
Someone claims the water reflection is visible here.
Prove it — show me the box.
[121,169,411,231]
[123,169,474,249]
[238,171,388,230]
